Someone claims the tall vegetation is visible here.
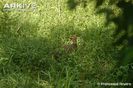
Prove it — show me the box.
[0,0,132,88]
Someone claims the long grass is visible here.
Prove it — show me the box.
[0,0,125,88]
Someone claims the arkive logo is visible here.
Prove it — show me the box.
[3,3,37,11]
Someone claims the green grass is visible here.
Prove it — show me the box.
[0,0,129,88]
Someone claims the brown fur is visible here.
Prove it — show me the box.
[53,35,78,60]
[63,35,77,53]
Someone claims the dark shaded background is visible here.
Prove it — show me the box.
[67,0,133,84]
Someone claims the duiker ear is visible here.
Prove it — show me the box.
[71,34,77,38]
[70,35,77,40]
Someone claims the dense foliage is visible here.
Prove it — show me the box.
[0,0,132,88]
[68,0,133,84]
